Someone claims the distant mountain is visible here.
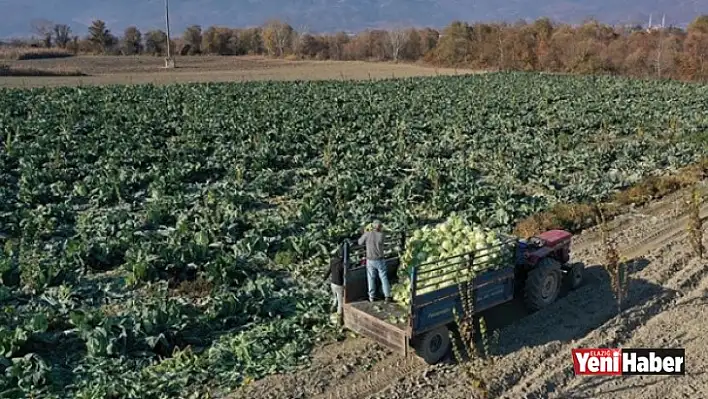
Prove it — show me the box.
[0,0,704,39]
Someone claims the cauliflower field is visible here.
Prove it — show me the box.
[0,72,706,398]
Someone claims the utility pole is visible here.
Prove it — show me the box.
[656,14,665,78]
[164,0,175,67]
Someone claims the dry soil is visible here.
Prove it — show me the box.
[234,184,708,399]
[0,55,478,88]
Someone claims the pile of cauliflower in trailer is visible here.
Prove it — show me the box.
[392,214,512,306]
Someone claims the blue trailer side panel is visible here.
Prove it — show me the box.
[410,266,515,334]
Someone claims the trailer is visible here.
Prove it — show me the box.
[340,228,584,364]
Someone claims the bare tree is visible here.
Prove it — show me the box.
[655,15,665,78]
[327,32,349,60]
[53,24,72,48]
[292,24,310,57]
[498,27,506,68]
[30,19,54,37]
[30,19,54,48]
[386,27,408,61]
[69,36,79,54]
[262,19,293,57]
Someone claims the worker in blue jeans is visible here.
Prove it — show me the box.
[358,220,393,303]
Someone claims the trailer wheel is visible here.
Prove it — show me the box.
[414,326,451,365]
[564,262,584,290]
[525,257,562,311]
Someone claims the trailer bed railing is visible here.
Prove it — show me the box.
[410,234,517,293]
[407,235,517,334]
[343,230,519,337]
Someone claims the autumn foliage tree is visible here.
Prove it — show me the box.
[11,15,708,83]
[682,16,708,80]
[202,26,233,55]
[182,25,203,55]
[433,21,474,65]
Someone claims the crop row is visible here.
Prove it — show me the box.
[0,72,706,397]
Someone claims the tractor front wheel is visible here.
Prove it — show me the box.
[525,257,562,311]
[564,262,584,290]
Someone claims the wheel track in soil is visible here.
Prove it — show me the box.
[571,183,707,255]
[312,352,426,399]
[314,185,707,399]
[497,250,708,399]
[495,206,708,398]
[596,202,707,263]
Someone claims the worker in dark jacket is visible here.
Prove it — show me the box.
[324,246,345,323]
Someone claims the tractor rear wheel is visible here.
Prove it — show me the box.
[525,257,562,311]
[414,326,451,365]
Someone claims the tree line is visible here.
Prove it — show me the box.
[8,16,708,81]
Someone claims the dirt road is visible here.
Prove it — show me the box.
[0,55,480,88]
[235,185,708,399]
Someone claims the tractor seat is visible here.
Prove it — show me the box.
[528,236,546,248]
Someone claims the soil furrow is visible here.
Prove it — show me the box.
[314,354,427,399]
[495,233,708,398]
[235,183,708,399]
[571,184,707,252]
